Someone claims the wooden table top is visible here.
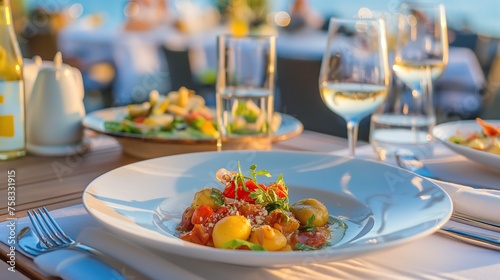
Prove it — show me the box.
[0,130,348,279]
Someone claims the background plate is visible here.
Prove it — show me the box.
[83,151,452,266]
[83,107,303,158]
[433,119,500,170]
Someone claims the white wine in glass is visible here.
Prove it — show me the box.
[319,18,391,156]
[392,3,448,92]
[371,2,448,159]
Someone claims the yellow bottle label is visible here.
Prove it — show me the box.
[0,81,25,150]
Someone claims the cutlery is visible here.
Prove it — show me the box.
[439,227,500,251]
[395,151,500,233]
[19,207,142,280]
[395,152,496,190]
[451,212,500,233]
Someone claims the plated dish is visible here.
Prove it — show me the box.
[177,165,342,251]
[433,119,500,169]
[83,151,452,266]
[83,106,303,159]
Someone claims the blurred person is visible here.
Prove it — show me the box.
[112,0,174,105]
[283,0,324,32]
[124,0,174,31]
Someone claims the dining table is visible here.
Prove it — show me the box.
[1,129,499,279]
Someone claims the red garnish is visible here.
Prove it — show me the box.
[133,116,146,123]
[476,118,500,137]
[223,180,266,203]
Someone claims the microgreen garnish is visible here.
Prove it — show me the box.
[300,215,316,231]
[275,174,288,193]
[226,162,290,211]
[249,164,271,182]
[249,187,290,212]
[229,162,249,199]
[210,188,224,207]
[222,239,266,251]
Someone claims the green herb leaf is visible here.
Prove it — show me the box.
[222,239,266,251]
[210,188,225,207]
[104,121,123,132]
[249,188,268,205]
[265,202,281,212]
[300,215,316,231]
[275,174,288,192]
[248,164,271,181]
[295,243,318,251]
[236,162,248,193]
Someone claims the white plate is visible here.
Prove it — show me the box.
[83,107,303,158]
[83,151,452,266]
[433,119,500,169]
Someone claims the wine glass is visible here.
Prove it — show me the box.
[319,18,391,156]
[392,2,448,144]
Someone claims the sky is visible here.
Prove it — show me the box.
[23,0,500,37]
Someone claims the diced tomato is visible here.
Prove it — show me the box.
[133,116,146,123]
[185,111,211,124]
[238,203,262,218]
[290,227,330,249]
[222,180,266,203]
[191,205,215,225]
[177,207,194,231]
[216,206,230,216]
[222,183,235,199]
[267,183,287,198]
[179,224,210,245]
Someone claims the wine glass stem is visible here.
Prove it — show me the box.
[347,121,359,157]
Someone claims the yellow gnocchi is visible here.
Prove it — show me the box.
[248,225,287,251]
[212,216,251,249]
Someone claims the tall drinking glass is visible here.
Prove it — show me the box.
[371,3,448,159]
[319,18,391,156]
[216,35,276,151]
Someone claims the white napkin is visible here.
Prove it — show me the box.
[333,145,500,224]
[34,227,202,280]
[435,180,500,224]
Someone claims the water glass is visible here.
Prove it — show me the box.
[216,35,276,151]
[370,77,435,160]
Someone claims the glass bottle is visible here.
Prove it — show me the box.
[0,0,26,159]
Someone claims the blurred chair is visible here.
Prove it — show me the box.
[480,47,500,119]
[161,47,196,91]
[276,56,371,140]
[112,36,170,106]
[433,47,485,122]
[23,8,60,60]
[449,28,478,51]
[160,45,215,106]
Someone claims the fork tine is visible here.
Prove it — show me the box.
[33,208,64,247]
[27,210,56,248]
[41,207,74,243]
[37,208,68,245]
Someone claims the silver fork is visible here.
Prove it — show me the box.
[27,207,104,255]
[27,207,132,279]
